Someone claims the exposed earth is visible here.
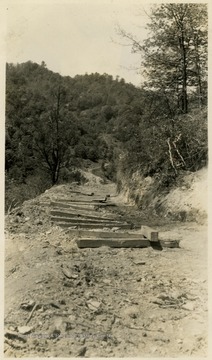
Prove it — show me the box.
[4,169,208,358]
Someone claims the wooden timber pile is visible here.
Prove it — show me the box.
[50,191,180,249]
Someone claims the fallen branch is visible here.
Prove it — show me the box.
[126,325,163,332]
[166,138,177,174]
[26,302,37,325]
[159,304,180,309]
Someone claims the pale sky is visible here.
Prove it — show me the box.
[5,0,151,86]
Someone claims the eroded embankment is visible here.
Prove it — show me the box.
[117,167,207,223]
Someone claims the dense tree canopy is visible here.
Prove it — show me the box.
[5,61,145,185]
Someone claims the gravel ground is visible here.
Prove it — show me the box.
[4,177,208,357]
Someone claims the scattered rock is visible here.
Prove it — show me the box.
[50,329,61,340]
[151,297,163,305]
[154,336,170,343]
[17,326,33,335]
[103,279,111,284]
[84,291,93,299]
[56,248,63,255]
[10,266,18,274]
[157,293,170,301]
[87,300,101,311]
[169,290,185,300]
[35,219,43,225]
[123,306,139,319]
[182,302,195,311]
[157,280,164,286]
[59,299,66,305]
[50,302,61,309]
[76,346,87,357]
[62,267,78,279]
[20,300,35,311]
[35,279,44,284]
[22,224,31,232]
[63,281,73,287]
[177,339,183,344]
[65,321,75,331]
[133,260,146,265]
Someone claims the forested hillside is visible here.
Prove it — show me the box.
[5,3,207,212]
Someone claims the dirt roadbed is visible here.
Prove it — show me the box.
[4,179,208,357]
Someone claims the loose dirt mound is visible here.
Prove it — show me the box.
[4,173,208,357]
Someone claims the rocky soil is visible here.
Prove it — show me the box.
[4,171,208,357]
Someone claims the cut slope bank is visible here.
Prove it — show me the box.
[118,167,207,223]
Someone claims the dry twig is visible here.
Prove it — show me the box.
[26,302,37,325]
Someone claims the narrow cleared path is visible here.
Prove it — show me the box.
[4,178,208,357]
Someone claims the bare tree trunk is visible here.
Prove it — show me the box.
[180,31,188,113]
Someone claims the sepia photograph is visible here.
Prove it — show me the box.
[3,0,209,358]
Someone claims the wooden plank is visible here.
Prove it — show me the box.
[51,201,116,209]
[141,225,159,242]
[68,204,105,211]
[50,209,119,222]
[67,202,116,207]
[51,216,127,225]
[69,191,114,198]
[51,202,103,211]
[66,229,145,238]
[67,198,107,202]
[51,201,72,209]
[76,237,150,248]
[55,198,109,204]
[56,222,136,230]
[69,191,95,196]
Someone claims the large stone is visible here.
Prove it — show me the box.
[182,302,195,311]
[18,326,33,335]
[87,300,101,311]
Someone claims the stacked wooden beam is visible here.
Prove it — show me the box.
[51,195,136,230]
[50,191,180,248]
